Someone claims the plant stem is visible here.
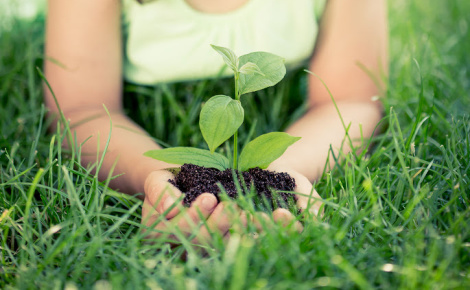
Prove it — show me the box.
[233,131,238,170]
[233,72,240,169]
[234,72,240,101]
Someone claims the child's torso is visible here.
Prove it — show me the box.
[123,0,324,84]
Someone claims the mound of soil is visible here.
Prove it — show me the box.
[169,164,297,210]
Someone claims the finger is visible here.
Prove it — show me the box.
[141,201,161,239]
[141,200,182,243]
[296,188,323,218]
[234,210,249,231]
[266,166,323,217]
[273,208,303,232]
[173,193,218,236]
[144,170,183,219]
[252,211,271,232]
[193,201,240,244]
[285,169,323,217]
[142,200,159,226]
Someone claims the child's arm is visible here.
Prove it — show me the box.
[272,0,388,182]
[44,0,235,241]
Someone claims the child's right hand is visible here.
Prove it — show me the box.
[141,170,247,245]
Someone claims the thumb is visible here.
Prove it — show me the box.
[144,170,183,219]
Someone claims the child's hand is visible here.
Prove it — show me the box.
[289,169,324,218]
[141,170,247,245]
[268,165,324,230]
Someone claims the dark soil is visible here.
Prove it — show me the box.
[169,164,297,210]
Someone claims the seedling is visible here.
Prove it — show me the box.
[144,45,300,172]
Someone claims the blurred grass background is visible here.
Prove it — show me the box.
[1,0,469,289]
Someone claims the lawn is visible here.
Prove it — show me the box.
[1,1,469,289]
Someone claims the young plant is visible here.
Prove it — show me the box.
[144,45,300,172]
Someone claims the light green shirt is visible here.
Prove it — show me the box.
[123,0,324,84]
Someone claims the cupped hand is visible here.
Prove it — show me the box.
[268,165,324,232]
[141,167,323,245]
[141,170,247,245]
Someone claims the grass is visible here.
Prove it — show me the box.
[1,0,470,288]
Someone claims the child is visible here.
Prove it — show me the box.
[44,0,387,242]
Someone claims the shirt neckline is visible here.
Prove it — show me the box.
[177,0,261,20]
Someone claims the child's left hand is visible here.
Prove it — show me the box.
[268,165,324,227]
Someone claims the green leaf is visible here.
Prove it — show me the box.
[200,95,244,153]
[211,44,238,72]
[238,52,286,95]
[239,62,265,76]
[144,147,230,171]
[238,132,301,172]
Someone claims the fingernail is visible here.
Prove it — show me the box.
[201,195,217,211]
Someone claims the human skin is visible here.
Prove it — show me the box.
[271,0,388,179]
[44,0,387,242]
